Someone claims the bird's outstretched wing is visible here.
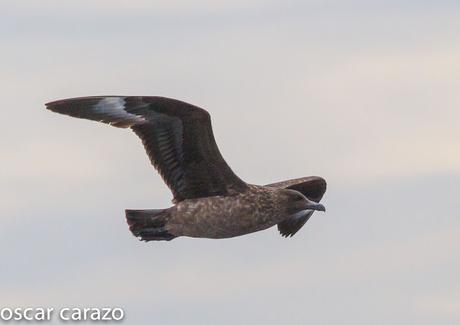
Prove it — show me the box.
[46,96,248,202]
[267,176,326,237]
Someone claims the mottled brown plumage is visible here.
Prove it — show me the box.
[46,96,326,241]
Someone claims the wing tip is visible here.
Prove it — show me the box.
[45,97,80,113]
[311,176,327,188]
[45,99,65,112]
[45,96,120,110]
[278,226,297,238]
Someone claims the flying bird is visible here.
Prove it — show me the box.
[46,96,326,241]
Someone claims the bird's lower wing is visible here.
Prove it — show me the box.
[278,210,314,238]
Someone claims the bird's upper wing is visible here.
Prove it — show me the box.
[46,96,248,202]
[266,176,326,237]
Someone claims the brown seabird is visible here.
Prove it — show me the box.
[46,96,326,241]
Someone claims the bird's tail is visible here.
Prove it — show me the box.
[125,209,176,241]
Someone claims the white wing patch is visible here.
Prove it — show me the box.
[291,210,308,220]
[94,97,146,127]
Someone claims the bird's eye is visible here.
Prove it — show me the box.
[295,196,303,201]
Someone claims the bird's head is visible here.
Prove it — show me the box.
[279,189,326,215]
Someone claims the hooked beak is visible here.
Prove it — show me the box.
[305,201,326,212]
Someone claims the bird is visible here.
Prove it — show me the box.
[46,96,326,241]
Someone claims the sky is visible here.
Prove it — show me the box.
[1,0,459,324]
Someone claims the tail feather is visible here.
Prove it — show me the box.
[126,209,176,241]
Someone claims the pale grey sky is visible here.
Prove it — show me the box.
[1,1,459,324]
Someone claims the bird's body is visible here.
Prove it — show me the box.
[46,96,326,241]
[161,185,300,239]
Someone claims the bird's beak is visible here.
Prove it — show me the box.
[305,201,326,212]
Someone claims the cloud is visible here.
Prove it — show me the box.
[1,1,460,324]
[3,0,276,16]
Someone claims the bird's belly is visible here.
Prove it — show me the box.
[172,213,277,239]
[167,197,284,239]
